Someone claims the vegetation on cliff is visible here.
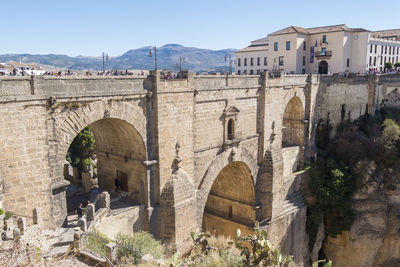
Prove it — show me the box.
[307,108,400,242]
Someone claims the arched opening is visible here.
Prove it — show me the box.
[227,118,234,140]
[282,97,305,175]
[318,60,328,74]
[63,118,147,223]
[202,162,256,237]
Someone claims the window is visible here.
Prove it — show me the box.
[370,44,373,53]
[302,68,306,74]
[243,70,247,74]
[385,46,387,54]
[237,70,241,75]
[398,47,399,55]
[257,57,260,66]
[374,57,376,66]
[384,56,386,63]
[237,58,241,66]
[250,70,254,75]
[321,47,327,55]
[375,45,377,53]
[322,35,327,43]
[244,58,247,66]
[264,57,267,66]
[274,42,278,51]
[279,56,284,66]
[369,56,372,66]
[250,58,253,66]
[389,46,392,55]
[303,56,305,66]
[303,41,306,51]
[257,70,260,74]
[227,119,234,140]
[381,45,384,54]
[286,41,291,50]
[380,56,383,65]
[347,58,350,67]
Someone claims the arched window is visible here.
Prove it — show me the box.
[227,119,234,140]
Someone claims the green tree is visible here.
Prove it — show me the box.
[381,118,400,154]
[308,158,355,237]
[394,62,400,68]
[66,126,95,172]
[384,62,393,71]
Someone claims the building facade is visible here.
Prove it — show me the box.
[235,25,400,75]
[235,37,268,75]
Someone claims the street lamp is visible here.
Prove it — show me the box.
[177,57,185,72]
[149,46,158,70]
[102,52,109,73]
[225,54,233,75]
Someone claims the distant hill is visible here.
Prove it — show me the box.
[0,44,236,72]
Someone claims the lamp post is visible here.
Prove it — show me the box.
[225,54,233,75]
[178,57,185,72]
[102,52,109,73]
[149,46,158,71]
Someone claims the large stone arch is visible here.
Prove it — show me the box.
[196,147,258,226]
[55,101,147,162]
[203,161,256,237]
[49,100,148,227]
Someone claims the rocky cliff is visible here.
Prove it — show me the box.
[304,112,400,267]
[324,160,400,267]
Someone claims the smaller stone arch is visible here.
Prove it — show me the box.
[282,96,305,147]
[196,147,258,226]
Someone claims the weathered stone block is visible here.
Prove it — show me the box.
[78,217,87,232]
[97,191,110,209]
[13,228,20,242]
[33,207,43,226]
[86,203,95,221]
[106,242,117,262]
[17,217,26,235]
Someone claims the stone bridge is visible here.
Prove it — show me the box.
[1,72,400,257]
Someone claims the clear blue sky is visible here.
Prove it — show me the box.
[1,0,398,56]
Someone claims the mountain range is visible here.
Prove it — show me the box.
[0,44,236,72]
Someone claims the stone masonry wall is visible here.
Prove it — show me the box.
[1,73,400,257]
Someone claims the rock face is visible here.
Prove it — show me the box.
[323,161,400,267]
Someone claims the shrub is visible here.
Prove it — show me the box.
[395,62,400,68]
[231,223,293,267]
[66,126,95,172]
[0,208,4,215]
[115,232,164,263]
[308,158,355,237]
[86,231,111,257]
[385,62,394,70]
[381,118,400,154]
[4,211,13,220]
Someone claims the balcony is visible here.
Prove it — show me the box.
[315,50,332,58]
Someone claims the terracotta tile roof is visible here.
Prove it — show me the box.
[250,36,269,45]
[269,24,369,36]
[371,29,400,40]
[236,44,269,53]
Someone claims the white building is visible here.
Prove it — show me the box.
[235,24,400,75]
[235,37,268,75]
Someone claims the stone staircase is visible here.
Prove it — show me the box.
[272,191,305,222]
